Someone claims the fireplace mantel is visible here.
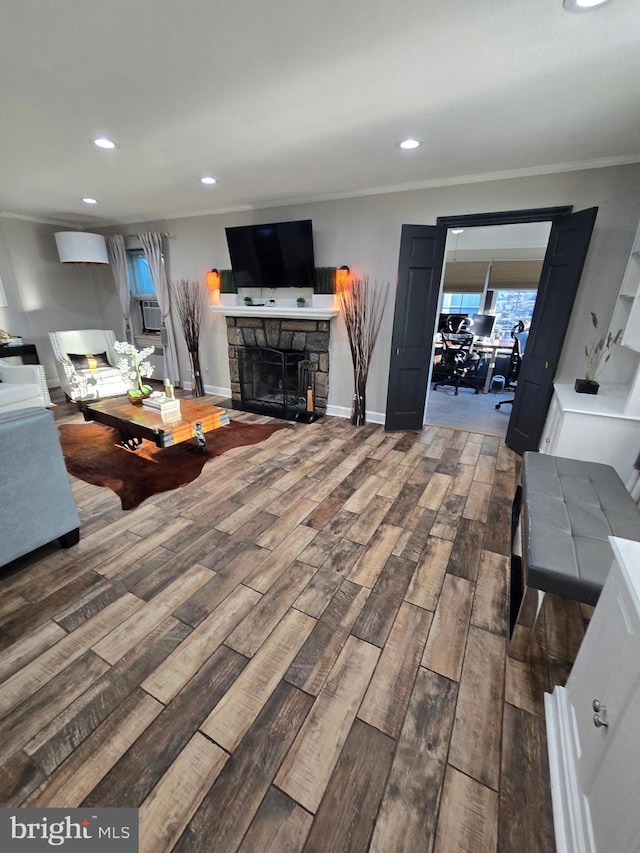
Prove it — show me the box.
[210,305,338,320]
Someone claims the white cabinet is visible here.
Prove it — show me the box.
[539,220,640,481]
[545,538,640,853]
[539,383,640,482]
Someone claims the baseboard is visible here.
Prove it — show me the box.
[325,404,385,424]
[183,382,231,397]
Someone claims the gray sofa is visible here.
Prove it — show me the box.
[0,407,80,567]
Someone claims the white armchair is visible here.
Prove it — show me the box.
[0,360,51,412]
[49,329,131,401]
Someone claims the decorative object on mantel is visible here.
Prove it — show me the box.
[113,340,155,403]
[297,297,306,308]
[315,266,337,295]
[243,296,253,306]
[172,278,207,397]
[575,311,623,395]
[338,274,386,425]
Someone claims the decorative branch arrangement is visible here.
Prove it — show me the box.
[584,311,623,382]
[172,279,207,396]
[338,275,386,425]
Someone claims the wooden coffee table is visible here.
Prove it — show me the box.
[80,397,230,451]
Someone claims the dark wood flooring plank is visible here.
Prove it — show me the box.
[447,518,485,581]
[358,601,433,738]
[82,644,246,807]
[499,703,555,853]
[25,617,190,775]
[173,544,265,628]
[237,787,312,853]
[286,580,370,695]
[471,549,509,636]
[226,562,316,657]
[173,682,313,853]
[392,505,437,563]
[0,750,43,807]
[422,573,474,682]
[404,536,452,611]
[202,608,315,751]
[139,732,228,853]
[142,583,260,704]
[0,594,144,718]
[25,688,163,807]
[293,539,364,618]
[275,636,380,813]
[434,765,498,853]
[303,719,395,853]
[369,667,458,853]
[448,625,505,791]
[351,554,417,648]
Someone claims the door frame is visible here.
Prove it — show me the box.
[427,205,575,426]
[436,206,573,229]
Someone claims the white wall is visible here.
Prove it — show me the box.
[3,163,640,419]
[0,216,100,383]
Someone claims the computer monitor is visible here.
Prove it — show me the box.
[468,313,496,338]
[438,313,469,334]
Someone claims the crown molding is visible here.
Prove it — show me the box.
[4,152,640,227]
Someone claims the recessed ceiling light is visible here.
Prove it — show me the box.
[93,137,117,150]
[451,229,464,235]
[397,138,422,150]
[82,197,98,205]
[200,176,217,185]
[563,0,611,11]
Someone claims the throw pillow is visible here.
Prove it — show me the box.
[67,352,110,370]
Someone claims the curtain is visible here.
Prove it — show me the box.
[106,235,132,342]
[138,232,180,385]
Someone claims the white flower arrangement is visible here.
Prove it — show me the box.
[113,340,155,398]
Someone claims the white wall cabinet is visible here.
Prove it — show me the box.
[545,537,640,853]
[539,220,640,481]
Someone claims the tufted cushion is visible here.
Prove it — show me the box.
[522,453,640,604]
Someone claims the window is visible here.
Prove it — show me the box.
[493,290,537,341]
[127,250,156,296]
[441,292,482,315]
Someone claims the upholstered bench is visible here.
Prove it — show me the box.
[508,452,640,660]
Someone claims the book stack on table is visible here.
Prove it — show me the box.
[142,396,181,416]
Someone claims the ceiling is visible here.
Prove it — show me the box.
[1,0,639,227]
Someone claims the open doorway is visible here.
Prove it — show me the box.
[426,221,552,436]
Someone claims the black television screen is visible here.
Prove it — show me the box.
[225,219,316,289]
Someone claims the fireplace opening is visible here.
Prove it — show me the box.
[238,346,318,421]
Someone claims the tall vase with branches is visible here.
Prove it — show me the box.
[338,275,386,426]
[172,279,206,397]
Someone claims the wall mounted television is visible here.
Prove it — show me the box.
[225,219,316,289]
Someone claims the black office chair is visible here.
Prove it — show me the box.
[432,332,482,395]
[495,322,528,410]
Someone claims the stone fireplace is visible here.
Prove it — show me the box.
[225,314,331,420]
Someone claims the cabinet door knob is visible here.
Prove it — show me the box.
[593,713,609,729]
[592,698,605,713]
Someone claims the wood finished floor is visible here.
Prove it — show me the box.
[0,391,588,852]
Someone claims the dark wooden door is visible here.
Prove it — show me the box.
[506,207,598,455]
[384,224,447,431]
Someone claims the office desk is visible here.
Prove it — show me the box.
[0,342,40,364]
[474,343,513,393]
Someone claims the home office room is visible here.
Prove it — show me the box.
[1,2,640,853]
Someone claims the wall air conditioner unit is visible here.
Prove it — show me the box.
[141,300,163,332]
